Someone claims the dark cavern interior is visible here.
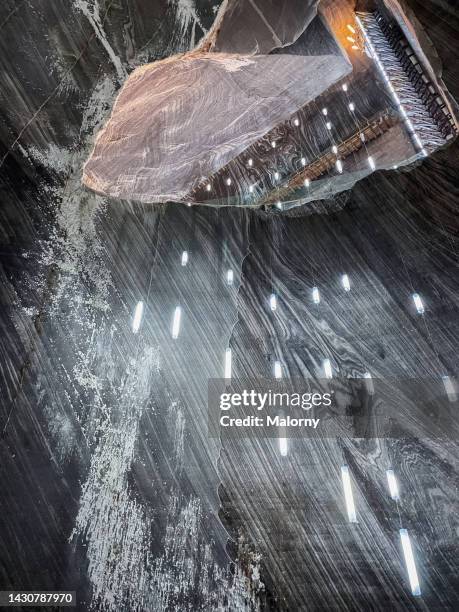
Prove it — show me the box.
[0,1,458,610]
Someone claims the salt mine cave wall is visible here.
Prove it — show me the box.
[0,1,458,611]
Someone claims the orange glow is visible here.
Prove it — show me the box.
[351,45,359,50]
[347,36,355,43]
[347,24,356,34]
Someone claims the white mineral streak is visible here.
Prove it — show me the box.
[72,347,157,610]
[26,143,74,175]
[73,0,126,81]
[42,76,116,316]
[150,497,264,611]
[168,401,186,472]
[169,0,206,50]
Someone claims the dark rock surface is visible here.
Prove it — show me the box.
[0,1,458,611]
[209,0,319,54]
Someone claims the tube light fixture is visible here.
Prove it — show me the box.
[326,121,332,130]
[332,145,338,154]
[181,251,188,266]
[368,156,375,170]
[341,465,357,523]
[270,293,277,311]
[248,158,253,167]
[442,375,457,402]
[249,185,254,193]
[347,24,356,34]
[172,306,182,339]
[386,469,400,500]
[301,157,306,166]
[348,102,355,111]
[342,83,348,92]
[271,140,276,148]
[132,301,144,334]
[304,178,310,187]
[227,269,234,286]
[322,108,328,116]
[276,201,283,211]
[278,436,288,456]
[206,184,211,192]
[224,347,232,379]
[294,118,300,126]
[400,529,421,596]
[412,293,424,314]
[312,287,320,304]
[274,360,282,379]
[347,36,355,43]
[226,178,231,186]
[342,274,351,291]
[351,44,359,50]
[363,371,375,395]
[336,159,343,173]
[323,358,333,379]
[274,172,279,181]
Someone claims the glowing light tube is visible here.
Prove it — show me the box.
[226,177,231,186]
[400,529,421,596]
[276,201,283,211]
[279,436,288,456]
[386,469,400,500]
[301,157,306,166]
[181,251,188,266]
[274,172,279,181]
[368,156,376,170]
[364,371,374,395]
[224,347,232,379]
[270,294,277,311]
[342,83,348,92]
[332,145,338,154]
[294,118,300,127]
[323,358,333,379]
[322,107,328,116]
[304,178,310,187]
[341,465,357,523]
[132,301,144,334]
[342,274,351,291]
[206,184,211,192]
[172,306,181,339]
[412,293,424,314]
[274,361,282,379]
[348,102,355,111]
[248,158,253,167]
[326,121,332,130]
[312,287,320,304]
[442,375,457,402]
[227,269,234,286]
[336,159,343,173]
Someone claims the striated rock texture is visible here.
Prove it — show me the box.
[207,0,319,54]
[1,1,459,612]
[82,50,351,203]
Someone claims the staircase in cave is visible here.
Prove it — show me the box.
[357,11,456,153]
